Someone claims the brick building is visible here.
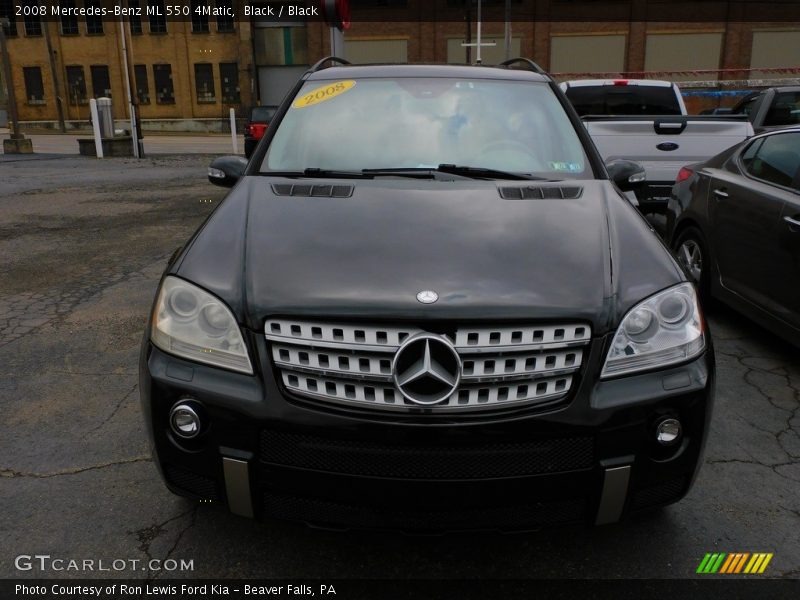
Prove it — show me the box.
[1,1,799,130]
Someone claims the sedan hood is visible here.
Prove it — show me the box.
[176,177,682,334]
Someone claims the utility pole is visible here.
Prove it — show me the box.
[0,17,32,152]
[119,16,141,158]
[40,1,65,132]
[461,0,495,65]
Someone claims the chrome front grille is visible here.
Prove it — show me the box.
[265,319,591,412]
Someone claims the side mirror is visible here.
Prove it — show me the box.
[606,159,646,192]
[208,156,248,188]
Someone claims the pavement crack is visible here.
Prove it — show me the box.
[130,504,199,581]
[152,505,200,580]
[716,349,800,463]
[706,457,800,482]
[89,383,138,434]
[0,455,151,479]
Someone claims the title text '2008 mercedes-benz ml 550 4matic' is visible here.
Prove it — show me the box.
[140,58,715,532]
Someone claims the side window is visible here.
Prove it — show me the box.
[740,138,764,171]
[744,133,800,188]
[733,95,758,116]
[763,92,800,127]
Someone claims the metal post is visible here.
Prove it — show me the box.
[0,17,23,140]
[465,9,471,64]
[119,16,140,158]
[504,0,512,60]
[229,107,238,154]
[89,98,104,158]
[476,0,483,64]
[330,27,345,57]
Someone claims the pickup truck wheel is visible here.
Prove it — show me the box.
[674,227,710,302]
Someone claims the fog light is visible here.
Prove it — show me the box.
[170,402,201,439]
[656,418,682,445]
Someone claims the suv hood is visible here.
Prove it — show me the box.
[176,177,682,335]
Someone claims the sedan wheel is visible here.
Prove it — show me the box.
[673,226,711,303]
[678,239,703,283]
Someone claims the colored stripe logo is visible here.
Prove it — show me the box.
[697,553,773,574]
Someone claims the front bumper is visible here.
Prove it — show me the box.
[139,333,714,532]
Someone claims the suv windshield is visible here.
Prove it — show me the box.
[566,85,682,116]
[261,77,591,179]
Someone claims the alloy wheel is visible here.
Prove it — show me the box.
[678,239,703,283]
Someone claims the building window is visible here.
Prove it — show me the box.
[219,63,240,103]
[191,0,209,33]
[91,65,111,98]
[550,34,626,74]
[84,0,103,34]
[66,66,87,105]
[24,14,42,37]
[345,39,408,64]
[148,0,167,34]
[59,1,79,35]
[128,0,142,34]
[153,64,175,104]
[194,63,215,103]
[0,1,18,37]
[645,32,723,82]
[134,64,150,104]
[254,26,310,66]
[216,0,234,32]
[23,66,45,104]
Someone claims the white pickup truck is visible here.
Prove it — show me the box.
[560,79,754,215]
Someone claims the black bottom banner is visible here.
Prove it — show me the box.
[2,579,799,600]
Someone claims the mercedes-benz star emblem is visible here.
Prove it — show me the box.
[392,334,461,405]
[416,290,439,304]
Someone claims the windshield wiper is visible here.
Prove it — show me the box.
[259,168,375,179]
[434,164,550,181]
[361,167,466,180]
[263,166,552,181]
[302,168,373,179]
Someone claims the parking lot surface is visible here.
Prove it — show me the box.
[0,155,798,580]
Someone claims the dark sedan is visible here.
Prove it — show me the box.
[669,127,800,346]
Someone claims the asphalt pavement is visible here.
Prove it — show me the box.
[0,155,798,581]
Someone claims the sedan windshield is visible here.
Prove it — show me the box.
[262,77,591,179]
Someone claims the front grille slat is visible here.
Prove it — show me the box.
[266,320,591,412]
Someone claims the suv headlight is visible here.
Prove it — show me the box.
[601,282,705,378]
[151,276,253,374]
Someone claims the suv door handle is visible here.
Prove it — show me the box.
[785,215,800,230]
[713,188,729,199]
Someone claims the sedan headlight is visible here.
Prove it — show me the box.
[151,276,253,374]
[601,283,705,378]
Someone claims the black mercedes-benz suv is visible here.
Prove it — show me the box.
[139,58,714,532]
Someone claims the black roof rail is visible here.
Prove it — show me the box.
[499,58,549,76]
[308,56,351,73]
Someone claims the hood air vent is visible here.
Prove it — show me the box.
[499,186,583,200]
[272,184,354,198]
